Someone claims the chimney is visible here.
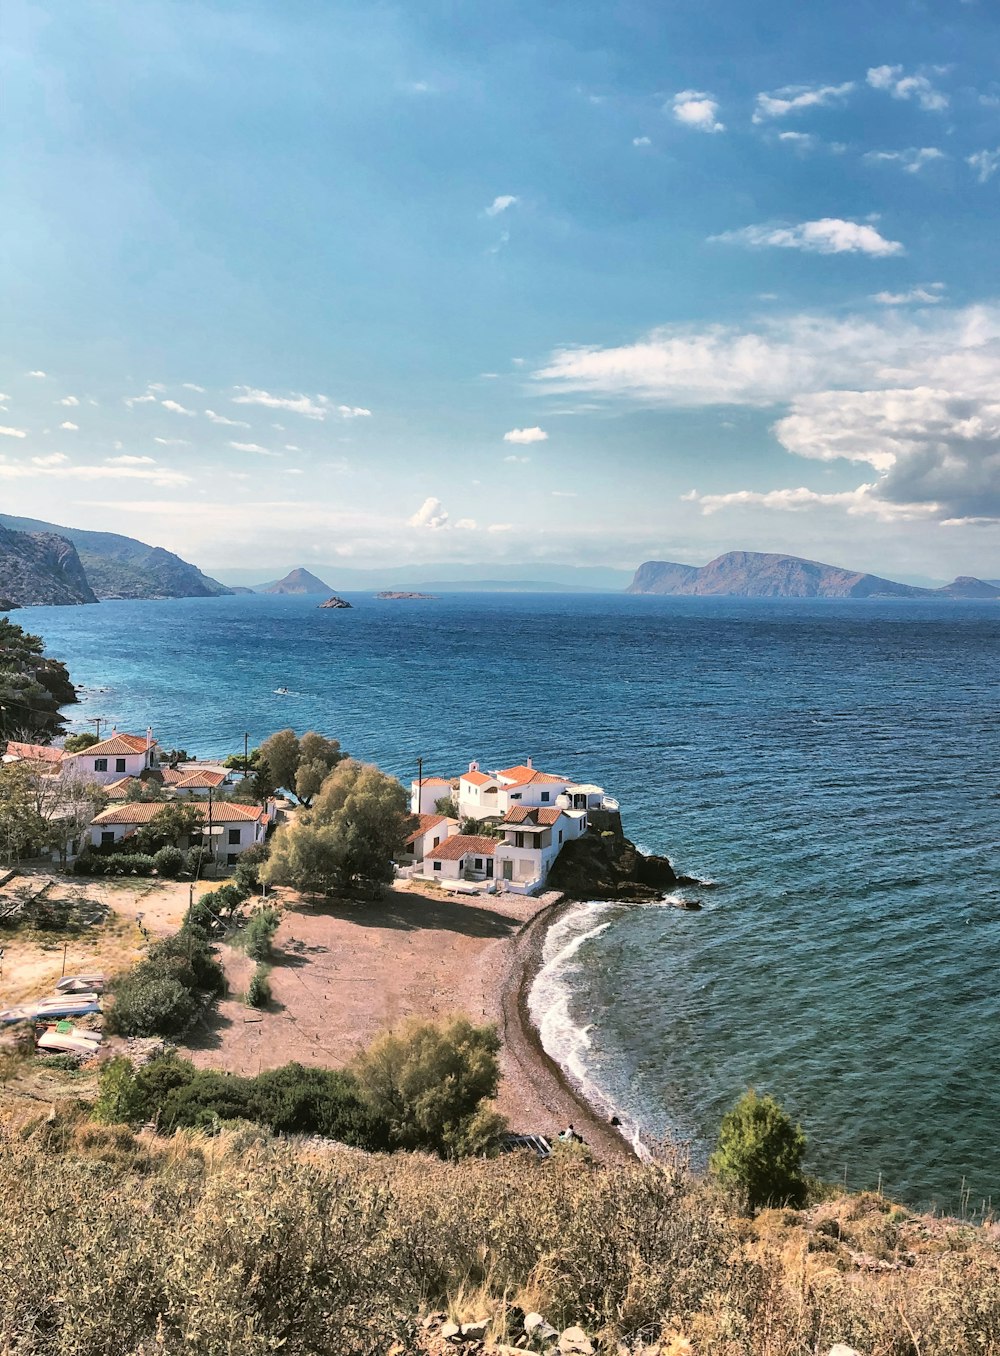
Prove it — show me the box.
[526,756,533,769]
[469,760,479,773]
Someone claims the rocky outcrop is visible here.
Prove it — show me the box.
[937,575,1000,599]
[256,567,333,595]
[375,591,434,599]
[318,595,352,609]
[547,825,687,902]
[0,524,97,607]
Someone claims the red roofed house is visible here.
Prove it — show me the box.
[421,834,499,885]
[493,803,587,892]
[89,799,272,866]
[402,812,459,865]
[62,730,159,786]
[409,774,456,816]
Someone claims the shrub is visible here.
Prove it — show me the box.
[74,850,157,877]
[94,1056,150,1125]
[709,1089,808,1212]
[184,845,215,876]
[350,1016,505,1158]
[246,963,271,1008]
[233,841,268,892]
[106,969,201,1039]
[244,905,281,961]
[153,845,185,878]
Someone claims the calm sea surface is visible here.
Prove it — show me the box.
[15,591,1000,1208]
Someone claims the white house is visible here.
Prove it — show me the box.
[493,804,588,892]
[402,812,458,864]
[421,834,498,884]
[456,758,615,823]
[63,732,158,786]
[409,775,455,816]
[89,800,270,865]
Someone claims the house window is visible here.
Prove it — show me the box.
[559,831,564,843]
[101,831,115,846]
[433,861,442,872]
[474,858,483,870]
[433,836,441,848]
[541,791,550,802]
[515,832,525,849]
[94,758,108,772]
[115,758,127,773]
[227,853,239,866]
[510,792,521,800]
[228,829,240,846]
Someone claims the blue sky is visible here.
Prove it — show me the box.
[2,0,999,584]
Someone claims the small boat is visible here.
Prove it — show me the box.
[273,687,289,695]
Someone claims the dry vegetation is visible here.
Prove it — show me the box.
[0,1107,998,1356]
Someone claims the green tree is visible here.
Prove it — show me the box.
[709,1089,808,1212]
[132,801,201,855]
[259,729,301,796]
[262,759,408,896]
[63,731,99,753]
[0,762,47,863]
[294,731,344,806]
[93,1057,149,1125]
[350,1016,506,1158]
[434,794,459,817]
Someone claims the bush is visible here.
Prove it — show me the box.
[74,850,157,878]
[94,1057,150,1124]
[106,928,226,1038]
[244,905,280,961]
[184,845,215,876]
[246,964,271,1008]
[709,1089,808,1212]
[232,841,268,893]
[153,845,185,879]
[350,1016,505,1158]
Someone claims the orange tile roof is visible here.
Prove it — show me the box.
[461,770,495,787]
[66,733,152,759]
[92,801,265,826]
[503,806,564,827]
[405,813,447,844]
[104,777,141,800]
[497,766,565,786]
[4,741,65,764]
[173,770,227,789]
[413,775,452,786]
[426,834,497,861]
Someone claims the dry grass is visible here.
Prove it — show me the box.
[0,1109,998,1355]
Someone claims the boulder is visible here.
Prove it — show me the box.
[559,1329,595,1356]
[525,1313,559,1345]
[441,1320,462,1342]
[462,1320,489,1341]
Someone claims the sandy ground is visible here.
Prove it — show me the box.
[1,867,630,1160]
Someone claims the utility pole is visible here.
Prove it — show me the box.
[244,731,250,782]
[88,716,104,741]
[416,756,423,813]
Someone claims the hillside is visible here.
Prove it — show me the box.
[0,523,96,608]
[628,551,999,599]
[255,567,334,595]
[0,515,232,601]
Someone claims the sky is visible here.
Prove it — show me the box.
[2,0,1000,585]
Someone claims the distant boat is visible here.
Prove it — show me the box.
[273,687,289,695]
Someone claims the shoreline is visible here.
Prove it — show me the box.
[489,891,635,1163]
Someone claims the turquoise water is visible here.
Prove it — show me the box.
[15,591,1000,1208]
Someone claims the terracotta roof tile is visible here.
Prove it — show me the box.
[4,741,65,764]
[497,766,565,787]
[426,834,497,861]
[92,801,265,826]
[461,770,496,788]
[503,806,564,826]
[65,733,152,759]
[405,813,447,844]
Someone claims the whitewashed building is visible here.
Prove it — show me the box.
[493,804,588,892]
[409,775,455,816]
[62,732,159,786]
[422,834,498,884]
[89,800,271,865]
[402,812,458,864]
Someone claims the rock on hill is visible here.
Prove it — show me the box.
[628,551,998,599]
[0,523,97,607]
[0,514,232,601]
[256,568,334,595]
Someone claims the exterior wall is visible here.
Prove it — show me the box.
[495,779,570,813]
[411,779,453,815]
[410,820,456,862]
[457,778,501,821]
[89,817,263,861]
[423,856,463,882]
[493,810,588,890]
[70,751,152,786]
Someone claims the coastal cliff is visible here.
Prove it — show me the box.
[547,822,685,901]
[0,524,96,607]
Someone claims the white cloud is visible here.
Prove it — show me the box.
[154,437,191,446]
[503,426,549,444]
[229,441,280,456]
[409,496,450,530]
[205,409,251,427]
[0,460,189,487]
[106,454,155,465]
[231,386,332,419]
[161,399,195,416]
[284,444,301,452]
[968,148,1000,183]
[712,218,904,256]
[58,395,79,407]
[865,146,944,173]
[486,195,519,216]
[58,421,79,431]
[778,131,816,149]
[454,517,477,530]
[504,454,530,464]
[688,484,935,522]
[337,405,372,418]
[632,136,652,147]
[753,81,854,122]
[551,490,578,498]
[181,382,206,392]
[872,284,945,305]
[669,90,724,133]
[124,393,157,407]
[26,370,46,378]
[867,65,948,111]
[0,425,28,439]
[31,453,68,467]
[487,523,513,533]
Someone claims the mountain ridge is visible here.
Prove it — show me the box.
[255,567,334,595]
[0,514,233,602]
[628,551,1000,600]
[0,524,97,608]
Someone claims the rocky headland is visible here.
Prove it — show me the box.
[318,595,352,609]
[546,819,698,903]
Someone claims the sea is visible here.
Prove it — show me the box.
[14,590,1000,1210]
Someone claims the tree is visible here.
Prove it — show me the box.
[132,801,201,855]
[63,732,99,754]
[350,1016,505,1158]
[0,617,76,743]
[262,759,408,896]
[709,1089,808,1212]
[0,762,47,863]
[435,795,459,818]
[259,729,300,797]
[256,728,346,806]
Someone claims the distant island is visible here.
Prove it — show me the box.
[375,591,434,600]
[0,514,232,606]
[255,568,333,596]
[318,595,352,609]
[628,551,1000,600]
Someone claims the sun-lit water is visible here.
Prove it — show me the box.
[15,590,1000,1208]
